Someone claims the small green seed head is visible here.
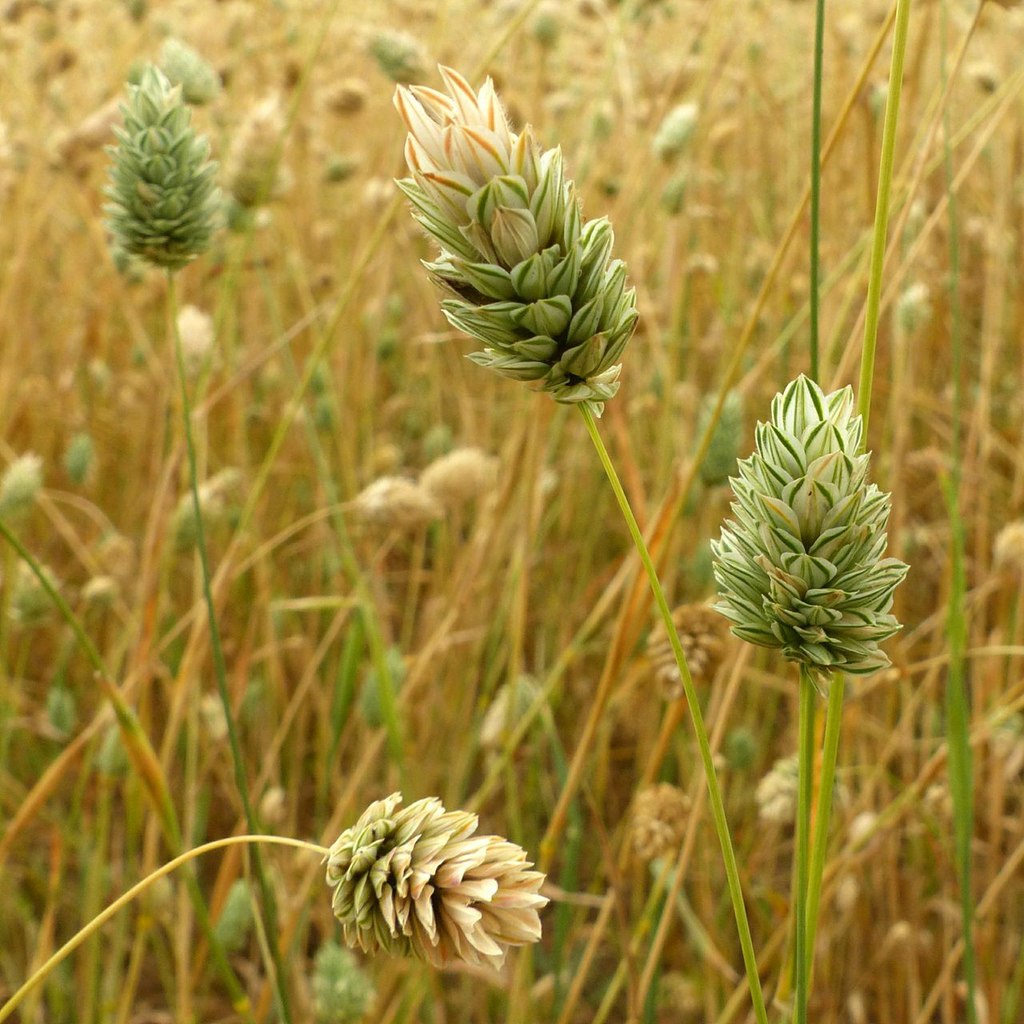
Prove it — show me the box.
[105,64,220,271]
[712,375,908,686]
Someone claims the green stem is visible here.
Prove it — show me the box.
[168,273,293,1024]
[0,835,325,1024]
[804,673,843,987]
[857,0,912,433]
[579,406,768,1024]
[809,0,826,381]
[794,667,816,1024]
[939,4,976,1020]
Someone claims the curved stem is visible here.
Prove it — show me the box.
[579,406,768,1024]
[794,667,818,1024]
[858,0,912,434]
[0,520,255,1019]
[803,673,843,990]
[0,835,326,1024]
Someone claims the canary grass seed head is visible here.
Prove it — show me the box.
[313,941,375,1024]
[325,792,548,970]
[395,66,638,416]
[105,65,219,271]
[712,375,907,688]
[353,476,441,529]
[0,452,43,518]
[630,783,690,862]
[226,93,289,210]
[158,38,221,105]
[420,446,499,508]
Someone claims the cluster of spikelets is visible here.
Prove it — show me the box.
[712,375,908,687]
[394,66,638,415]
[104,65,219,271]
[324,793,548,970]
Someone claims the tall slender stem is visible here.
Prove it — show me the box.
[857,0,912,434]
[809,0,826,381]
[804,673,843,986]
[794,667,817,1024]
[168,273,294,1024]
[580,406,768,1024]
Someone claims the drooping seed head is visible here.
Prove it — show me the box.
[325,793,548,970]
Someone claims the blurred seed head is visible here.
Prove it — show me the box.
[313,941,375,1024]
[8,561,58,628]
[81,575,119,608]
[323,78,369,115]
[697,389,744,487]
[652,101,699,161]
[993,520,1024,577]
[214,878,254,953]
[226,93,289,209]
[368,29,428,83]
[630,782,690,862]
[353,476,441,530]
[756,755,799,825]
[479,674,541,751]
[172,468,243,550]
[325,792,548,969]
[259,785,288,829]
[0,452,43,519]
[176,303,216,377]
[646,602,728,699]
[63,431,94,486]
[896,281,932,334]
[420,447,499,509]
[158,37,221,105]
[200,692,229,742]
[724,726,757,772]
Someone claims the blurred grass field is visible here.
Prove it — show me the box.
[2,0,1024,1021]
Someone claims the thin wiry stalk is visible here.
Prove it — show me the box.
[809,0,826,380]
[580,405,768,1024]
[168,272,293,1024]
[0,835,325,1024]
[794,666,817,1024]
[939,2,977,1019]
[857,0,912,433]
[804,675,844,987]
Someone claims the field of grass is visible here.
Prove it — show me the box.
[2,0,1024,1021]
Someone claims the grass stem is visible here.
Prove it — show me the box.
[804,674,844,988]
[809,0,826,381]
[794,667,817,1024]
[0,835,326,1024]
[857,0,912,433]
[168,272,294,1024]
[580,405,768,1024]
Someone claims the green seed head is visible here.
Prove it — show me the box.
[712,374,908,685]
[105,64,220,271]
[395,66,638,417]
